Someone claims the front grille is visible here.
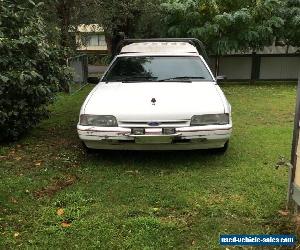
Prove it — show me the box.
[119,120,190,127]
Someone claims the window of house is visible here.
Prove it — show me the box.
[85,34,106,46]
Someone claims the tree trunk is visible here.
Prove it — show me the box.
[286,44,290,54]
[215,55,220,76]
[105,31,125,56]
[56,0,74,48]
[104,32,113,55]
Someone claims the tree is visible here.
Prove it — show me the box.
[41,0,89,48]
[93,0,164,55]
[40,0,164,55]
[0,0,71,141]
[161,0,285,75]
[279,0,300,50]
[162,0,285,55]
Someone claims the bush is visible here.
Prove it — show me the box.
[86,54,111,66]
[0,0,71,141]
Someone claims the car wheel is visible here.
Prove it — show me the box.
[212,141,229,154]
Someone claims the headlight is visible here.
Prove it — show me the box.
[191,114,229,126]
[80,115,118,127]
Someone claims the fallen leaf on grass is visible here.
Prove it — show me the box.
[56,208,64,216]
[10,197,17,204]
[61,221,71,228]
[14,157,22,161]
[151,207,160,212]
[278,210,289,216]
[14,232,20,238]
[125,170,139,174]
[34,161,42,166]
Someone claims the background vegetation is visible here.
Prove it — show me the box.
[35,0,300,55]
[0,0,71,141]
[1,0,300,139]
[1,1,299,248]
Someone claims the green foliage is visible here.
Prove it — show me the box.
[279,0,300,47]
[93,0,162,37]
[36,0,300,56]
[41,0,96,48]
[0,0,71,141]
[40,0,164,53]
[91,0,164,54]
[86,54,111,66]
[162,0,285,54]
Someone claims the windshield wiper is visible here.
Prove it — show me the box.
[104,76,157,83]
[158,76,205,82]
[121,76,157,83]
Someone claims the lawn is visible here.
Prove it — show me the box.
[0,83,298,249]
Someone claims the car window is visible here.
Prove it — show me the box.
[102,56,213,82]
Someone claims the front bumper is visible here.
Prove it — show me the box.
[77,124,232,150]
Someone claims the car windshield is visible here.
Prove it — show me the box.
[102,56,213,82]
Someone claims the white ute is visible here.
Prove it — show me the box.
[77,38,232,151]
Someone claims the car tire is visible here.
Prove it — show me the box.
[211,141,229,154]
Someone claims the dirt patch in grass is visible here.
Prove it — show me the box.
[158,212,195,228]
[34,175,77,199]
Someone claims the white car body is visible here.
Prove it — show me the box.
[77,41,232,150]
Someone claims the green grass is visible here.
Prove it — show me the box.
[0,83,298,249]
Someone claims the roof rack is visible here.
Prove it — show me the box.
[116,38,209,62]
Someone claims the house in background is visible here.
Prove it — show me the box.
[76,24,108,54]
[211,44,300,81]
[74,25,300,81]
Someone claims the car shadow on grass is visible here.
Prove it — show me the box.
[83,147,229,171]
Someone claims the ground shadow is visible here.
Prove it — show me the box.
[83,146,230,171]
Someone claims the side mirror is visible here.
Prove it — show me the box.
[88,77,100,84]
[216,75,227,84]
[216,75,227,81]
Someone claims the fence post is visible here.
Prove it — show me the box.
[83,55,88,84]
[251,52,260,83]
[288,76,300,209]
[215,55,220,76]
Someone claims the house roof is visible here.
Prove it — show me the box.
[120,42,198,54]
[77,24,104,33]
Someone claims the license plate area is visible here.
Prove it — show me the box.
[131,128,176,136]
[130,128,180,144]
[135,136,173,144]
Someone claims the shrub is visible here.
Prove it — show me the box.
[0,0,71,141]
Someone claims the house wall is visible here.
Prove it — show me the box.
[209,55,300,81]
[76,33,107,52]
[77,45,107,52]
[260,57,300,80]
[218,57,252,80]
